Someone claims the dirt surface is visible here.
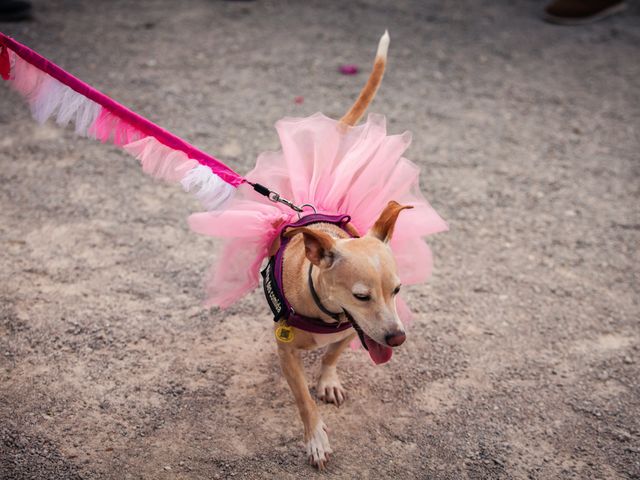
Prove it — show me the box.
[1,1,639,478]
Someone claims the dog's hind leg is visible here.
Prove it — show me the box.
[277,344,332,470]
[317,332,356,407]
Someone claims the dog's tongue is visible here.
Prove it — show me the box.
[364,335,393,365]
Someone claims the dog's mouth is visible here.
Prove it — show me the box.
[345,311,393,365]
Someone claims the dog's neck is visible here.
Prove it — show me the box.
[282,224,349,324]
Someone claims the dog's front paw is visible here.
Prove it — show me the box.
[305,420,332,470]
[317,366,346,406]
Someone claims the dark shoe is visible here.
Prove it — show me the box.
[0,0,32,22]
[544,0,626,25]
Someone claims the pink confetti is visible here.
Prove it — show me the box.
[339,64,359,75]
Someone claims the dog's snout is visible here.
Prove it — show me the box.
[385,331,406,347]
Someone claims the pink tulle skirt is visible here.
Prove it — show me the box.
[189,113,448,311]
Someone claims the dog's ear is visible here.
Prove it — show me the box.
[369,200,413,243]
[284,227,337,268]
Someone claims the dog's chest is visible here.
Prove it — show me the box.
[309,329,354,349]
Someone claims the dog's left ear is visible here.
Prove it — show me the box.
[284,227,337,268]
[368,200,413,243]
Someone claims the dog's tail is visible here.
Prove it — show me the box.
[340,30,389,127]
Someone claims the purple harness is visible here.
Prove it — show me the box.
[261,213,355,334]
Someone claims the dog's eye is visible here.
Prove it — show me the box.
[392,285,401,295]
[353,293,371,301]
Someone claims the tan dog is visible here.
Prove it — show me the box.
[276,201,411,469]
[270,32,414,469]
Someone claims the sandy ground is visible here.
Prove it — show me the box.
[1,0,639,478]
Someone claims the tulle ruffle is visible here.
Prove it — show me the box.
[189,113,448,309]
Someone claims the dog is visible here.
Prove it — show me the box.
[0,29,443,473]
[265,32,412,469]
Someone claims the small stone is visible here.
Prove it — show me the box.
[623,356,634,365]
[338,64,359,75]
[616,431,632,442]
[220,140,243,158]
[164,465,171,471]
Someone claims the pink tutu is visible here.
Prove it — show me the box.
[189,113,448,310]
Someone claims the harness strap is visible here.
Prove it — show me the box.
[261,212,355,334]
[307,264,343,323]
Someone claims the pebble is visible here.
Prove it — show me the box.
[220,140,243,158]
[338,64,359,75]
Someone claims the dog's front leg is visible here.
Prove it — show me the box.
[277,344,332,469]
[317,332,355,406]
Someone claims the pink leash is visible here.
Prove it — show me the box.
[0,32,244,188]
[0,32,315,213]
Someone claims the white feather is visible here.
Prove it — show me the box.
[31,76,64,124]
[123,136,197,182]
[180,164,235,210]
[29,74,100,136]
[73,99,101,136]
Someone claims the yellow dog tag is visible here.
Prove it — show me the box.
[275,321,294,343]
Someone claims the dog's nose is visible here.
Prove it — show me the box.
[385,331,406,347]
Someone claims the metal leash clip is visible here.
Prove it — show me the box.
[251,182,317,217]
[267,191,303,212]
